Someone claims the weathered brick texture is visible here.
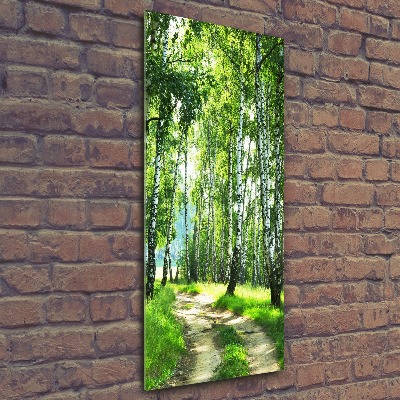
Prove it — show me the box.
[0,0,399,399]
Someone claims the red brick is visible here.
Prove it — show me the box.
[130,139,143,168]
[336,257,385,281]
[366,37,400,65]
[322,182,373,206]
[0,297,44,327]
[229,0,277,14]
[0,333,7,362]
[0,229,29,261]
[285,127,325,153]
[0,134,36,164]
[358,209,383,230]
[0,199,42,227]
[52,71,94,101]
[285,75,301,98]
[319,233,363,256]
[389,255,400,279]
[362,305,389,329]
[370,63,400,91]
[376,185,400,206]
[308,156,335,180]
[354,355,382,378]
[126,107,143,138]
[96,322,141,355]
[337,158,363,179]
[73,108,124,136]
[337,332,387,358]
[285,309,306,338]
[104,0,152,16]
[319,54,369,82]
[343,281,386,303]
[10,328,95,361]
[365,234,400,255]
[284,233,319,257]
[370,14,390,37]
[303,206,331,229]
[285,155,307,178]
[130,202,143,230]
[56,357,138,390]
[339,108,365,130]
[285,258,336,283]
[203,7,265,34]
[388,377,400,399]
[365,159,389,181]
[286,48,315,75]
[111,232,142,260]
[366,0,400,18]
[110,19,142,49]
[383,138,400,159]
[129,290,143,319]
[327,0,364,8]
[89,139,130,169]
[70,13,108,43]
[285,180,318,204]
[0,265,50,293]
[325,360,350,384]
[393,20,400,40]
[0,0,23,30]
[95,78,136,108]
[312,104,338,127]
[89,201,129,228]
[367,111,393,134]
[283,0,336,26]
[384,353,400,374]
[90,294,128,321]
[328,31,362,56]
[53,262,138,292]
[87,46,142,80]
[0,366,53,398]
[151,0,204,22]
[0,100,73,132]
[340,379,388,399]
[6,66,48,97]
[340,8,368,32]
[0,36,80,69]
[302,283,342,306]
[29,231,79,263]
[304,79,356,105]
[329,132,379,156]
[264,18,323,49]
[43,136,86,166]
[46,295,87,322]
[385,208,400,230]
[285,101,310,126]
[296,363,325,388]
[283,285,300,307]
[332,208,357,230]
[47,199,86,229]
[45,0,100,10]
[290,337,336,363]
[26,2,65,35]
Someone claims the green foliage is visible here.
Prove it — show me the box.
[144,284,186,390]
[214,326,249,380]
[214,286,284,369]
[176,281,202,295]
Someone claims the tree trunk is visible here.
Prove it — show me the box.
[226,80,245,296]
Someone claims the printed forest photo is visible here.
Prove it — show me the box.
[144,11,284,390]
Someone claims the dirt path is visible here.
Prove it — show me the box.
[168,292,280,387]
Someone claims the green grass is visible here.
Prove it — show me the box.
[174,281,285,369]
[214,325,250,380]
[214,286,284,369]
[144,284,186,390]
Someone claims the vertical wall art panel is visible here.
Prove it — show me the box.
[144,11,284,390]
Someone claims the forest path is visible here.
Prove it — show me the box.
[168,292,280,387]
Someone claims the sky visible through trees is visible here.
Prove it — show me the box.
[144,11,284,307]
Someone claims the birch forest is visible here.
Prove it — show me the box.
[145,11,284,308]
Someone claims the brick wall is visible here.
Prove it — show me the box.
[0,0,399,398]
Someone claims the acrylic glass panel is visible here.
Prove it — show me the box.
[144,10,284,390]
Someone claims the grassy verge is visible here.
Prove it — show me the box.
[214,286,284,369]
[144,283,186,390]
[177,282,284,369]
[214,325,249,380]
